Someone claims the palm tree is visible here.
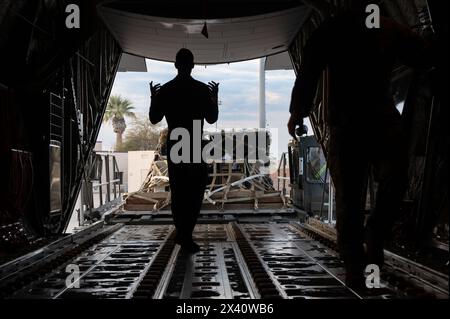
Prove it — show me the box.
[103,95,136,151]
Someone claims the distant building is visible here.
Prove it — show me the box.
[128,151,155,193]
[94,141,103,152]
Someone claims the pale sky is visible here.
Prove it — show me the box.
[97,58,313,159]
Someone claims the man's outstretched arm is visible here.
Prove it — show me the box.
[288,31,326,139]
[149,81,164,124]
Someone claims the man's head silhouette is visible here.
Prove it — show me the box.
[175,48,194,76]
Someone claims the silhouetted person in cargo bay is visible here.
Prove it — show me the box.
[287,5,429,289]
[149,48,219,253]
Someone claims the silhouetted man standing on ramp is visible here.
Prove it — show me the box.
[149,48,219,253]
[287,3,429,289]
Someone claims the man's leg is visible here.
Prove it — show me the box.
[187,163,208,239]
[170,164,205,253]
[366,129,408,267]
[328,130,368,288]
[169,163,193,244]
[168,162,183,242]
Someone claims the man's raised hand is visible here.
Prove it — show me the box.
[287,112,301,142]
[150,81,161,97]
[208,81,219,103]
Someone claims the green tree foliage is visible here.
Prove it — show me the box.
[116,116,162,152]
[103,95,136,151]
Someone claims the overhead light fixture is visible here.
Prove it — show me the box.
[201,21,209,38]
